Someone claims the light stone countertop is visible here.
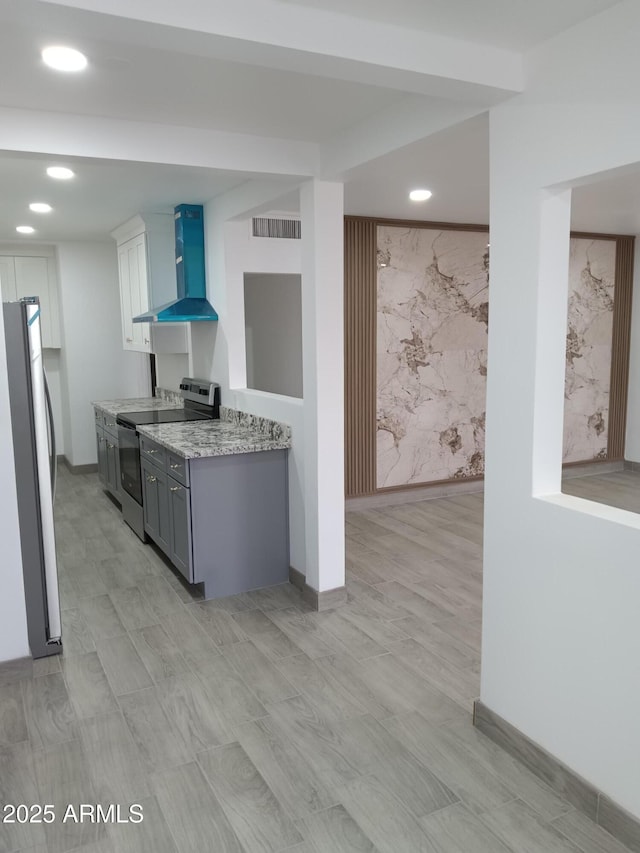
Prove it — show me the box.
[92,398,183,418]
[91,398,292,459]
[136,419,291,459]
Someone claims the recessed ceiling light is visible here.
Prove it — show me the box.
[42,45,87,72]
[46,166,74,180]
[409,189,432,202]
[16,225,35,234]
[29,202,53,213]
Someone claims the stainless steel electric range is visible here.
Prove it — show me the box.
[116,378,220,540]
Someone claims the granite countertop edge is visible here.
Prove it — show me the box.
[91,397,292,459]
[92,397,182,417]
[136,422,292,459]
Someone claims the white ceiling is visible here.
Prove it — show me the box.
[281,0,622,51]
[0,0,637,243]
[344,112,640,233]
[2,115,639,243]
[572,169,640,235]
[0,4,402,141]
[0,152,257,242]
[343,114,489,223]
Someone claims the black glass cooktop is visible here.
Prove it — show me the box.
[116,408,212,428]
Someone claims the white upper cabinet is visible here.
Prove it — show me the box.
[112,213,186,354]
[0,249,61,349]
[117,232,150,351]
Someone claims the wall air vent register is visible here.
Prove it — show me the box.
[252,216,301,239]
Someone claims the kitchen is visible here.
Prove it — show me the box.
[0,145,344,852]
[1,65,638,676]
[0,0,461,667]
[1,152,313,655]
[0,128,399,852]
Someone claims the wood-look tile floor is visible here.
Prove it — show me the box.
[0,466,632,852]
[563,468,640,514]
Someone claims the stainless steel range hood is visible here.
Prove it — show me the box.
[133,204,218,323]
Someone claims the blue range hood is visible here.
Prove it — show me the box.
[133,204,218,323]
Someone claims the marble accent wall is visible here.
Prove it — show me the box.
[377,226,489,488]
[375,227,618,489]
[376,225,616,488]
[563,238,616,463]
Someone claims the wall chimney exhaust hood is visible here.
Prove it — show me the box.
[133,204,218,323]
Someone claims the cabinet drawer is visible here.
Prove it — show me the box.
[140,436,167,470]
[167,452,189,486]
[102,412,118,433]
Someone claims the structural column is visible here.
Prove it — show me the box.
[300,179,345,595]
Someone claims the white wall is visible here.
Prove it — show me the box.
[0,305,31,661]
[483,0,640,819]
[244,273,303,398]
[198,186,345,591]
[229,387,305,573]
[156,353,189,392]
[56,242,150,466]
[196,190,346,589]
[190,322,217,382]
[624,235,640,462]
[200,211,308,576]
[299,180,345,593]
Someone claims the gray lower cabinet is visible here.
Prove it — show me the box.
[95,409,121,502]
[96,425,108,485]
[189,450,289,599]
[141,457,171,556]
[138,437,289,600]
[167,478,192,581]
[105,435,120,497]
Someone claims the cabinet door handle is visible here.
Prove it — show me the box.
[145,449,158,455]
[107,442,114,449]
[170,485,181,492]
[144,338,149,345]
[106,422,115,427]
[146,475,157,483]
[169,463,181,470]
[126,337,132,343]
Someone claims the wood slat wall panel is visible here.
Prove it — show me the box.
[608,236,635,459]
[344,219,376,497]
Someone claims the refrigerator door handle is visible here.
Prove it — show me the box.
[43,368,57,502]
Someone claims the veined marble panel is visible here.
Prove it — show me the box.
[563,239,616,463]
[376,226,489,488]
[375,227,616,489]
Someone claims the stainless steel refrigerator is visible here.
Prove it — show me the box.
[3,297,62,658]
